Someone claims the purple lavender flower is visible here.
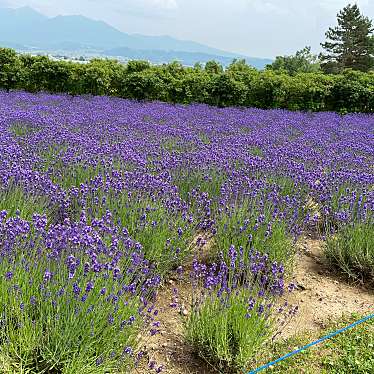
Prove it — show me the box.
[148,361,156,370]
[0,89,371,374]
[123,346,133,355]
[85,281,94,293]
[43,270,53,282]
[72,283,81,296]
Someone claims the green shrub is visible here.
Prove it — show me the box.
[186,289,270,372]
[1,47,374,112]
[214,198,294,267]
[185,251,294,372]
[0,48,24,91]
[325,220,374,283]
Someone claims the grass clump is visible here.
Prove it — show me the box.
[52,163,104,189]
[9,121,40,137]
[253,313,374,373]
[173,168,226,204]
[325,220,374,284]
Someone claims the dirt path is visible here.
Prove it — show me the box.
[280,237,374,338]
[133,279,216,374]
[133,234,216,374]
[134,237,374,373]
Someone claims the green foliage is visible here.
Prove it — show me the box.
[320,4,374,73]
[50,163,103,190]
[10,121,40,137]
[214,198,293,267]
[0,48,24,91]
[322,315,374,374]
[204,60,223,74]
[0,185,51,221]
[211,73,248,107]
[1,47,374,112]
[267,46,321,76]
[126,60,151,74]
[94,194,194,272]
[254,314,374,374]
[186,286,274,373]
[173,168,226,203]
[0,227,139,373]
[330,69,374,112]
[325,220,374,284]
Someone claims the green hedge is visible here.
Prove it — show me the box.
[1,47,373,112]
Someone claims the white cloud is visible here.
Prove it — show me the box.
[317,0,370,10]
[93,0,178,11]
[111,0,178,11]
[244,0,290,15]
[147,0,177,9]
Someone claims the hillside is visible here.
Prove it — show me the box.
[0,6,272,68]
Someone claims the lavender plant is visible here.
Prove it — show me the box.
[63,171,197,274]
[0,90,373,372]
[321,184,374,283]
[0,185,51,221]
[214,196,294,267]
[185,247,296,372]
[0,210,160,372]
[325,219,374,283]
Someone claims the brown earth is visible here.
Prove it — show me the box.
[280,236,374,338]
[133,280,216,374]
[133,233,216,374]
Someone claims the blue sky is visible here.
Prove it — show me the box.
[1,0,373,58]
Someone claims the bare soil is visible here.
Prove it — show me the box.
[133,234,216,374]
[280,237,374,337]
[133,280,216,374]
[133,237,374,374]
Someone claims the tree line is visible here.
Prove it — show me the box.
[0,4,373,113]
[267,4,373,75]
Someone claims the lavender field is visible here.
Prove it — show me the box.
[0,91,373,373]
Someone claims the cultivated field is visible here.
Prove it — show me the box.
[0,91,373,373]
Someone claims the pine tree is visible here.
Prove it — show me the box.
[320,4,374,73]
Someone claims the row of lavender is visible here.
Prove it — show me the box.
[0,90,373,372]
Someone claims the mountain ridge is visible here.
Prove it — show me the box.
[0,6,272,68]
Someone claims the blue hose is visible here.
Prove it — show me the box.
[247,313,374,374]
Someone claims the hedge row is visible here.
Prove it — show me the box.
[1,48,373,112]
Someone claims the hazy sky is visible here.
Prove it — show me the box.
[1,0,374,58]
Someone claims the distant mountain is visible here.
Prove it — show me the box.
[0,6,272,68]
[104,47,271,68]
